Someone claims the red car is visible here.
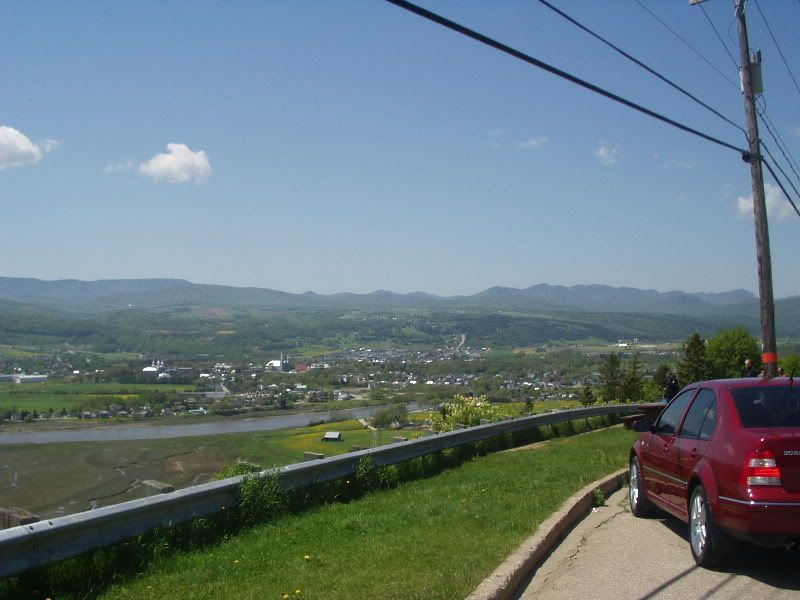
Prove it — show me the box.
[629,377,800,566]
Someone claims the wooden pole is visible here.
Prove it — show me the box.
[735,0,778,377]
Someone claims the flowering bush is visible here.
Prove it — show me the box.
[430,395,502,432]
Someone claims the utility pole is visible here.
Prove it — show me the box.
[691,0,778,375]
[734,0,778,377]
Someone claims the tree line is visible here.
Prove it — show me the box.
[583,326,800,405]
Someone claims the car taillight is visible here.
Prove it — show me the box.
[741,449,782,486]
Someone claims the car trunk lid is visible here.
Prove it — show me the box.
[762,432,800,492]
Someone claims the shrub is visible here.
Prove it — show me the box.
[430,395,501,432]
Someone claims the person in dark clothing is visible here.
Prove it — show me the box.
[743,358,758,377]
[664,372,680,401]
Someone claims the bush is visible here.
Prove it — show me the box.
[430,395,501,432]
[371,404,408,428]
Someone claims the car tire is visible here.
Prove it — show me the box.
[689,485,732,568]
[629,456,654,518]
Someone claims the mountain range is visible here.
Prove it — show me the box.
[0,276,773,316]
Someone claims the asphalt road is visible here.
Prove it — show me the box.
[519,487,800,600]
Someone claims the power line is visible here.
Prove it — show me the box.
[699,4,739,70]
[762,156,800,218]
[753,0,800,99]
[759,110,800,186]
[630,0,739,90]
[384,0,746,156]
[757,97,800,182]
[762,143,800,207]
[535,0,745,136]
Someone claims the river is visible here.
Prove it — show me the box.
[0,403,425,445]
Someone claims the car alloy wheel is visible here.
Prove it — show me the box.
[629,456,653,517]
[689,489,708,560]
[689,485,730,567]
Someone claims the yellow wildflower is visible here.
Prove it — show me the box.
[303,554,311,561]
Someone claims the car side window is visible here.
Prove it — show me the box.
[678,388,716,439]
[655,389,694,435]
[698,398,717,441]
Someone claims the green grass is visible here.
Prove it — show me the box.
[89,426,635,600]
[0,382,193,413]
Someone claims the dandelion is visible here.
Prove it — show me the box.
[234,559,240,565]
[303,554,311,561]
[295,590,302,595]
[282,594,290,599]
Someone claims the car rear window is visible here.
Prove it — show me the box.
[731,385,800,428]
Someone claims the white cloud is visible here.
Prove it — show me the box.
[40,138,61,153]
[519,136,549,150]
[488,128,504,149]
[594,143,619,167]
[736,183,795,221]
[661,158,694,170]
[0,125,50,170]
[105,160,136,173]
[139,143,211,183]
[721,183,733,200]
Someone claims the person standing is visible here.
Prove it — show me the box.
[743,358,758,377]
[663,372,680,401]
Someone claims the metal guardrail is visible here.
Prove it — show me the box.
[0,404,651,579]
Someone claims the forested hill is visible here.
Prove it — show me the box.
[0,279,800,360]
[0,277,766,317]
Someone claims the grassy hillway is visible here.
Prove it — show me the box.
[15,426,635,600]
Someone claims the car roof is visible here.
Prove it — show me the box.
[689,377,794,389]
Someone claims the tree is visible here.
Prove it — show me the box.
[581,386,597,406]
[599,353,622,403]
[653,364,671,389]
[706,326,760,378]
[781,354,800,376]
[620,353,644,403]
[677,333,710,384]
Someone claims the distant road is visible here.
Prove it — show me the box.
[0,404,422,445]
[456,333,466,352]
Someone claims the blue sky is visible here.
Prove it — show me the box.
[2,1,799,297]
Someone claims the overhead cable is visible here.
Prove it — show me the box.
[759,111,800,186]
[762,143,800,200]
[699,4,739,70]
[536,0,745,136]
[757,97,800,183]
[384,0,746,156]
[753,0,800,99]
[631,0,739,90]
[762,157,800,218]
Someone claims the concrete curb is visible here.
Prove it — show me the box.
[466,468,629,600]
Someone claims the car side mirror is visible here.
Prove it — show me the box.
[632,417,653,433]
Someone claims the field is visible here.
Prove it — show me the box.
[0,382,193,414]
[0,420,424,518]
